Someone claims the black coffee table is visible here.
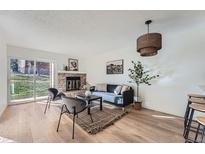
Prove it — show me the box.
[76,95,102,115]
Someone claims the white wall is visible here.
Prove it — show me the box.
[4,21,205,117]
[0,37,7,116]
[84,23,205,117]
[7,45,86,89]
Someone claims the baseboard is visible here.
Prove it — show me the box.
[142,104,183,118]
[0,104,7,117]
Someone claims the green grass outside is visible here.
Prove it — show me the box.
[10,74,50,100]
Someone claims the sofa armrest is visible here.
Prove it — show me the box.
[122,89,134,107]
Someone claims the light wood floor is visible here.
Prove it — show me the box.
[0,101,184,143]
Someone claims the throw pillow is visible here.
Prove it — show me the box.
[114,85,122,95]
[95,83,107,92]
[120,85,130,94]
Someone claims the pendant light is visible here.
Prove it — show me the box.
[137,20,162,56]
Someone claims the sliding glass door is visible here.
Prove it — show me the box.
[9,58,54,104]
[35,61,52,99]
[9,59,35,102]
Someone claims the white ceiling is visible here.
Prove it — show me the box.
[0,10,205,57]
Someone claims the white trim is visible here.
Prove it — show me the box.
[7,57,10,104]
[8,97,47,106]
[34,59,36,101]
[58,71,86,74]
[0,104,7,117]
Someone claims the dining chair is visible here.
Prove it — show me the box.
[56,95,93,139]
[44,88,65,114]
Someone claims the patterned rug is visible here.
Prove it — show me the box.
[67,106,128,134]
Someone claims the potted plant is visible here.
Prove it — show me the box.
[128,61,159,101]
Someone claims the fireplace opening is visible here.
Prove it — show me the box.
[66,76,81,91]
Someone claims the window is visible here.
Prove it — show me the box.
[9,58,54,104]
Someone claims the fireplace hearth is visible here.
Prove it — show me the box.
[66,76,81,91]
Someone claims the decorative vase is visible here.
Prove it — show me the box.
[85,90,91,97]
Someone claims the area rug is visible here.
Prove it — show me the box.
[67,106,128,134]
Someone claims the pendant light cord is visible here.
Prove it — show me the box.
[145,20,152,34]
[147,23,149,34]
[146,22,150,40]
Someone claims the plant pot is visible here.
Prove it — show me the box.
[134,102,142,110]
[134,96,142,110]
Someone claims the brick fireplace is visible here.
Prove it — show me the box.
[58,71,86,92]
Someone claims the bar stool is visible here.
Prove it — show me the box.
[183,94,205,137]
[184,103,205,142]
[194,116,205,143]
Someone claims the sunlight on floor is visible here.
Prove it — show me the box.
[36,100,61,106]
[0,136,16,143]
[152,115,176,119]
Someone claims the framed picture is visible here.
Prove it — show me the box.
[106,59,123,74]
[68,58,78,71]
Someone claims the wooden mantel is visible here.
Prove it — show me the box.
[58,71,86,74]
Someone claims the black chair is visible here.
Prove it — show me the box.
[44,88,65,114]
[56,96,93,139]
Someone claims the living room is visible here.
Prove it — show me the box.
[0,0,205,153]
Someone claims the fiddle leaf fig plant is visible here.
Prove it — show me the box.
[128,61,159,98]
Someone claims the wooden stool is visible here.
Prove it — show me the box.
[194,116,205,143]
[183,94,205,137]
[184,103,205,142]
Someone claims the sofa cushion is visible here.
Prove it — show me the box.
[107,84,118,93]
[95,83,107,92]
[92,91,123,105]
[120,85,130,94]
[114,85,122,95]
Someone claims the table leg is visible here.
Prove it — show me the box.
[100,97,102,111]
[88,100,91,115]
[184,108,195,142]
[183,101,191,137]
